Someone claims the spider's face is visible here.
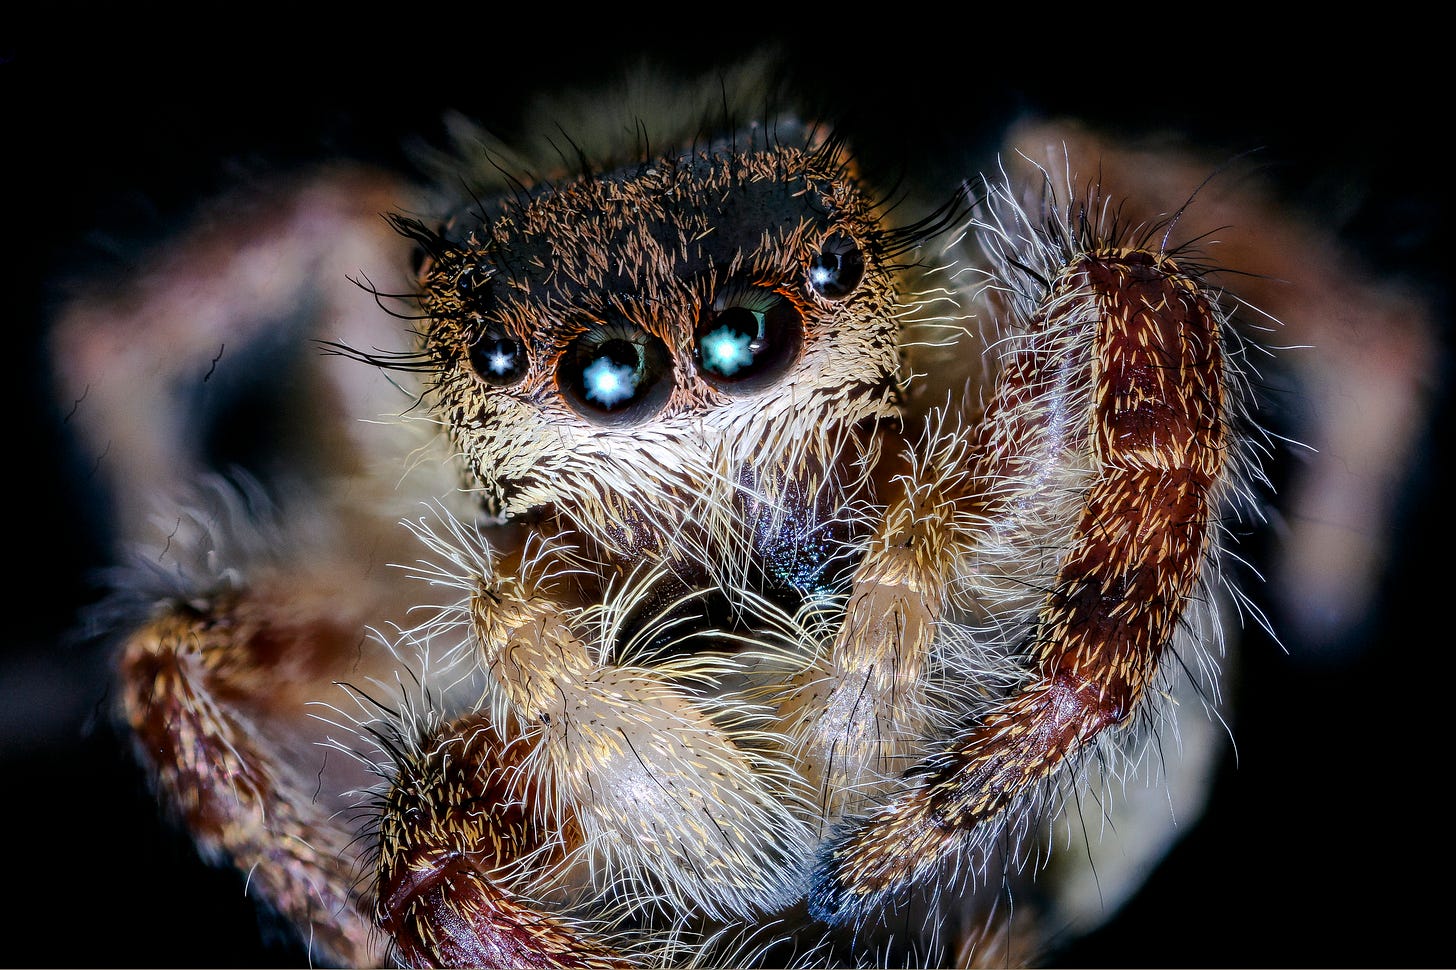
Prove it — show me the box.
[418,139,903,545]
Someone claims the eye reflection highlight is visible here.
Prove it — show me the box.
[582,354,639,407]
[699,323,756,376]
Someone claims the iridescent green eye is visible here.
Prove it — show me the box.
[694,286,802,390]
[559,323,672,423]
[467,327,527,386]
[808,231,864,300]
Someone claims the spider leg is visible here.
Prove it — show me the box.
[375,712,632,968]
[1003,118,1440,656]
[120,586,389,967]
[811,238,1230,924]
[60,167,475,966]
[442,540,813,924]
[778,445,960,816]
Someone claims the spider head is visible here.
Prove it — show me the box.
[415,134,905,553]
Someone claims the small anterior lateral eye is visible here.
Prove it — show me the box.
[694,286,802,390]
[467,329,528,386]
[559,324,672,423]
[808,232,864,300]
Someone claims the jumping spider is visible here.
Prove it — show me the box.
[47,61,1433,967]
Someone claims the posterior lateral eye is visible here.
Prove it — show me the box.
[808,231,865,300]
[559,321,672,423]
[694,285,802,390]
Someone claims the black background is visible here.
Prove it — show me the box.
[6,12,1451,968]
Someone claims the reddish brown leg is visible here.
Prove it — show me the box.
[376,713,631,969]
[811,242,1228,923]
[121,595,385,967]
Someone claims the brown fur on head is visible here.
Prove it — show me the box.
[409,127,907,564]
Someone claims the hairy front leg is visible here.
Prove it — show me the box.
[778,443,968,816]
[121,575,389,967]
[812,208,1233,922]
[376,710,631,968]
[390,518,813,954]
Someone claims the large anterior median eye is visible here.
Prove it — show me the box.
[559,322,672,422]
[694,286,802,390]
